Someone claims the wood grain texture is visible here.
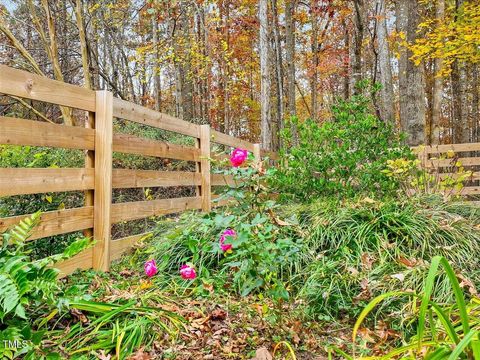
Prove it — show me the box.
[0,116,95,150]
[0,168,94,196]
[83,111,95,239]
[425,157,480,168]
[92,90,113,271]
[0,65,95,111]
[199,125,212,212]
[413,143,480,154]
[113,133,199,161]
[113,97,200,138]
[111,196,202,223]
[112,169,201,188]
[437,172,480,181]
[55,248,93,278]
[457,187,480,195]
[253,143,261,165]
[210,129,255,152]
[110,232,152,261]
[0,207,93,241]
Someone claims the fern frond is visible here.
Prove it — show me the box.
[0,274,20,317]
[37,236,93,266]
[5,212,41,246]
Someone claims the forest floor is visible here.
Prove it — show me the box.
[64,259,354,360]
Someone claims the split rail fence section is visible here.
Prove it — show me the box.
[0,65,266,276]
[413,143,480,196]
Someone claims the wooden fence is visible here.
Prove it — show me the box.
[0,65,268,276]
[413,143,480,196]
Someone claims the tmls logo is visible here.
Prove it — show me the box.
[3,340,30,349]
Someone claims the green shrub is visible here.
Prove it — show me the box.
[271,81,411,201]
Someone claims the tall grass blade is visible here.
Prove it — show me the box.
[447,330,478,360]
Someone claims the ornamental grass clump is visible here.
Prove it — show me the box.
[295,194,480,318]
[345,256,480,359]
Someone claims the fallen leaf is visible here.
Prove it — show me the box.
[127,348,152,360]
[210,308,228,321]
[70,308,89,324]
[398,257,417,268]
[251,347,273,360]
[97,350,111,360]
[347,266,359,276]
[390,273,405,282]
[361,253,375,270]
[120,269,134,277]
[458,273,478,295]
[357,327,375,343]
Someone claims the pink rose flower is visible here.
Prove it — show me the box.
[230,148,248,167]
[144,259,158,277]
[220,229,236,252]
[180,264,196,280]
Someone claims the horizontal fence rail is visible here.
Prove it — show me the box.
[0,65,273,276]
[413,144,480,196]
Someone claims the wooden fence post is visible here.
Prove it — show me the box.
[93,90,113,271]
[253,144,261,165]
[199,124,211,212]
[83,111,95,240]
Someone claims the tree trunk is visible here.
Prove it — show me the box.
[397,0,425,145]
[39,0,74,125]
[285,0,296,117]
[259,0,272,150]
[472,65,479,142]
[451,0,469,143]
[431,0,445,144]
[343,19,351,99]
[352,0,365,90]
[376,0,395,123]
[271,0,284,148]
[222,1,230,133]
[74,0,92,90]
[152,17,161,112]
[310,0,318,121]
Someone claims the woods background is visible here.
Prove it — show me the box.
[0,0,479,150]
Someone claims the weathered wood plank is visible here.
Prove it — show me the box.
[92,90,113,271]
[111,196,202,223]
[112,169,201,188]
[113,133,199,161]
[425,157,480,168]
[83,111,95,239]
[0,207,94,241]
[414,143,480,154]
[0,65,95,111]
[0,116,95,150]
[112,97,200,138]
[55,248,93,278]
[457,187,480,195]
[437,172,480,181]
[110,232,152,261]
[210,129,255,152]
[199,125,211,212]
[0,168,94,196]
